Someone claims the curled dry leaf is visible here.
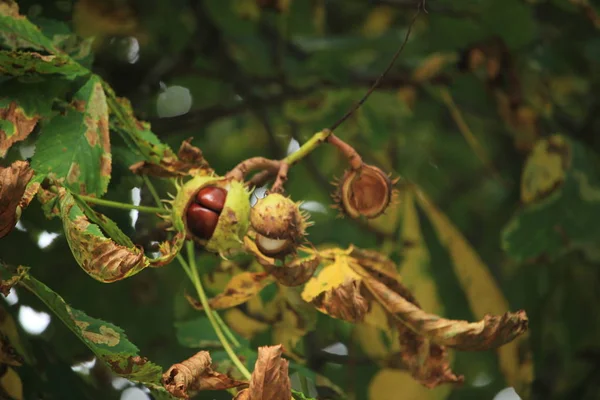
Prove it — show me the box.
[364,277,529,351]
[148,231,186,267]
[245,237,320,286]
[262,254,320,287]
[0,161,35,238]
[57,188,149,283]
[301,248,370,323]
[186,272,273,310]
[0,265,28,297]
[393,321,463,388]
[0,101,39,158]
[233,345,291,400]
[162,351,247,399]
[130,138,213,177]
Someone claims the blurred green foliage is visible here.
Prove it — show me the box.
[1,0,600,399]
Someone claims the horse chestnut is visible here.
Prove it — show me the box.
[170,176,251,257]
[250,193,310,258]
[186,186,227,239]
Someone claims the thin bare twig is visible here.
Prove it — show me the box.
[328,0,425,132]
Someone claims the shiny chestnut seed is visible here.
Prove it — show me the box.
[186,203,220,240]
[195,186,227,213]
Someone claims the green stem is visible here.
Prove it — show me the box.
[283,129,332,166]
[78,195,168,214]
[183,242,252,380]
[142,176,163,209]
[213,311,241,348]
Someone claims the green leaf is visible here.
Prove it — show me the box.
[12,268,163,384]
[0,50,86,78]
[32,75,111,197]
[103,83,176,165]
[175,316,221,348]
[71,193,135,248]
[0,2,59,53]
[502,134,600,262]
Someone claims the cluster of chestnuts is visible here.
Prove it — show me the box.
[170,162,393,259]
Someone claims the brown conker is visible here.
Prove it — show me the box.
[185,186,228,240]
[196,186,227,212]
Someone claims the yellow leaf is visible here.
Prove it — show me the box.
[368,369,450,400]
[354,302,399,361]
[0,367,22,400]
[398,189,443,316]
[520,134,569,204]
[301,249,369,322]
[412,53,458,82]
[302,249,361,301]
[224,308,270,340]
[362,6,395,37]
[414,188,533,393]
[190,272,273,310]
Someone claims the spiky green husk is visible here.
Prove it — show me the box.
[171,175,251,257]
[250,193,308,240]
[250,193,311,257]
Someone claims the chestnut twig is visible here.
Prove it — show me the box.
[225,0,423,189]
[327,134,363,170]
[247,169,276,188]
[270,162,289,193]
[226,157,281,181]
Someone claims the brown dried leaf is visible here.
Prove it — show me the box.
[187,272,273,310]
[0,161,34,238]
[130,138,213,177]
[0,266,27,297]
[263,254,320,287]
[162,351,247,399]
[148,232,186,267]
[393,322,463,388]
[58,189,149,283]
[301,248,370,323]
[364,277,529,351]
[0,102,39,157]
[234,345,291,400]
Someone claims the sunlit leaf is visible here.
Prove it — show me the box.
[301,248,369,323]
